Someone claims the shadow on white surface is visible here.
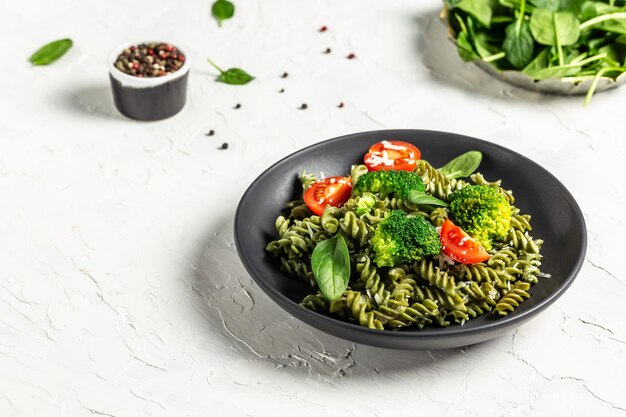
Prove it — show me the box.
[191,215,500,380]
[58,85,125,120]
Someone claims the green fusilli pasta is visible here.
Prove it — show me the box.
[265,149,549,330]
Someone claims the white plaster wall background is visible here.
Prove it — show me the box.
[0,0,625,416]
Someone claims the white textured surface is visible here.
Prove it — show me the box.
[1,0,625,416]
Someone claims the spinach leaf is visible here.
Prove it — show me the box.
[530,9,581,46]
[29,39,73,65]
[457,31,481,61]
[207,58,255,85]
[524,63,581,78]
[456,0,494,27]
[212,0,235,27]
[504,20,535,68]
[438,150,483,179]
[529,0,584,13]
[311,234,350,301]
[596,16,626,35]
[407,191,449,207]
[579,1,599,21]
[529,0,560,11]
[522,46,552,73]
[600,42,626,64]
[559,0,585,14]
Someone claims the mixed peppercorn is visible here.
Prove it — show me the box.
[114,43,185,77]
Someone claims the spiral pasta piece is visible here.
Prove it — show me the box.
[355,254,388,302]
[344,290,385,330]
[494,282,531,315]
[507,229,542,254]
[414,259,458,296]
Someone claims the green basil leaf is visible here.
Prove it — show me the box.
[29,38,73,66]
[207,58,254,85]
[456,0,494,27]
[212,0,235,27]
[438,150,483,179]
[503,20,535,68]
[407,190,449,207]
[530,9,580,46]
[217,68,254,85]
[311,234,350,301]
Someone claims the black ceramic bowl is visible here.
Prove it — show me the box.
[234,130,586,350]
[108,42,190,121]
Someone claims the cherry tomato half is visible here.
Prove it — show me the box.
[363,140,421,172]
[440,219,490,264]
[304,176,352,216]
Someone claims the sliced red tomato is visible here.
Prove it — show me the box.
[440,219,490,264]
[363,140,421,172]
[304,176,352,216]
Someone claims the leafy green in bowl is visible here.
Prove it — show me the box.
[442,0,626,105]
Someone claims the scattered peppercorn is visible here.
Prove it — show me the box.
[279,88,285,93]
[206,130,215,136]
[114,42,185,77]
[347,53,356,60]
[338,102,344,108]
[220,142,229,150]
[234,103,241,109]
[319,26,328,32]
[299,103,308,110]
[323,48,332,54]
[281,72,289,78]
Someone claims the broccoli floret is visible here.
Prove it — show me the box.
[354,193,376,216]
[449,185,512,250]
[371,210,442,267]
[352,170,425,200]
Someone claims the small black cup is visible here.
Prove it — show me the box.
[109,42,190,121]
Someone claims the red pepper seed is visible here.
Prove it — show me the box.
[319,26,327,32]
[347,53,356,59]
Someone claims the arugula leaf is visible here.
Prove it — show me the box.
[438,150,483,179]
[530,9,581,46]
[407,191,449,207]
[311,235,350,301]
[212,0,235,27]
[29,39,73,65]
[207,58,255,85]
[504,20,535,68]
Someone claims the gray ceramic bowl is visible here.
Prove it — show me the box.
[234,130,586,350]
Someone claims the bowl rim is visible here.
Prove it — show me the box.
[234,129,587,339]
[108,40,191,88]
